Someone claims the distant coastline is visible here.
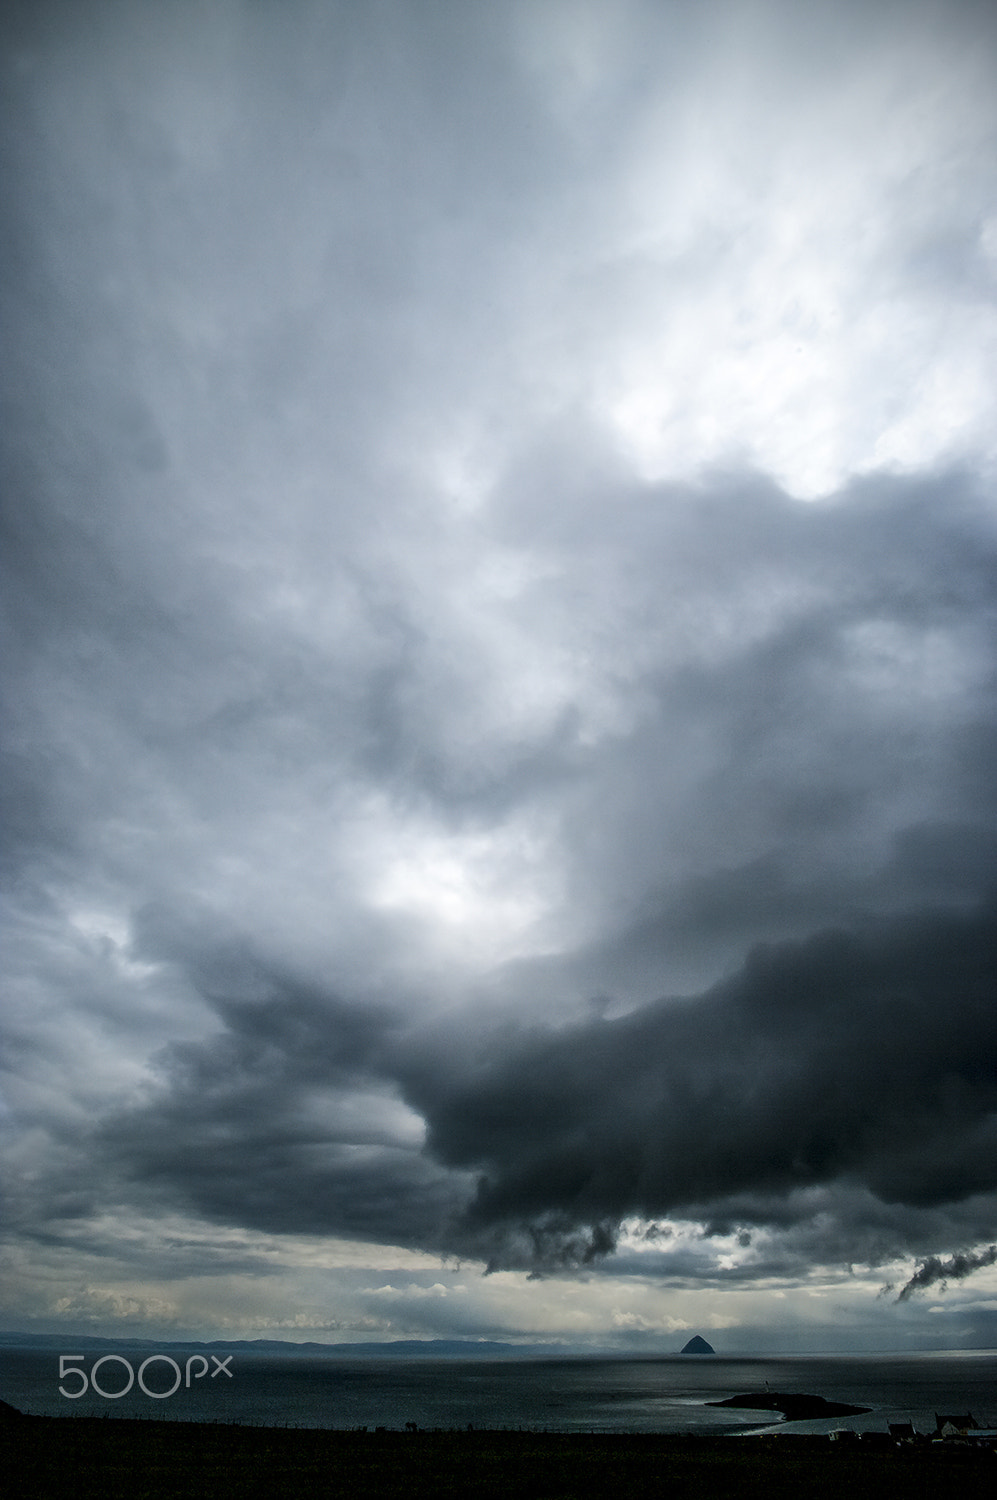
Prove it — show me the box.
[0,1331,576,1359]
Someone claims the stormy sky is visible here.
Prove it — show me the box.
[2,0,996,1352]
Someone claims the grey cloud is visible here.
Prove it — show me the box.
[88,948,472,1248]
[895,1244,997,1301]
[489,468,997,997]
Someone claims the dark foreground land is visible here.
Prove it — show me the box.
[2,1413,995,1500]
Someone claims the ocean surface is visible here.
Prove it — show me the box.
[3,1346,995,1437]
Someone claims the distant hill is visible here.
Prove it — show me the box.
[680,1335,716,1354]
[0,1331,574,1360]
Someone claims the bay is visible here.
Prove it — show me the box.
[2,1346,995,1438]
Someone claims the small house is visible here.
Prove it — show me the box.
[934,1413,978,1439]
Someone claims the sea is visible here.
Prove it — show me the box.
[2,1345,995,1438]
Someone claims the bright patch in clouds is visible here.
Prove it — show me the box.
[365,814,559,966]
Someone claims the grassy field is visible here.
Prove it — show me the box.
[4,1414,994,1499]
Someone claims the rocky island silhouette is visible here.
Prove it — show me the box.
[708,1392,871,1421]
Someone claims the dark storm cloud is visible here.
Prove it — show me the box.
[895,1245,997,1301]
[86,898,996,1276]
[399,902,997,1267]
